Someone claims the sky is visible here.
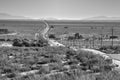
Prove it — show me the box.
[0,0,120,19]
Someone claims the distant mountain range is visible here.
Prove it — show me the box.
[0,13,29,20]
[0,13,60,20]
[1,13,120,21]
[84,16,120,21]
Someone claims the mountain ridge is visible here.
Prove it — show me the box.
[0,13,30,20]
[84,16,120,20]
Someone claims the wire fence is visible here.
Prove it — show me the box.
[58,39,120,49]
[57,26,120,49]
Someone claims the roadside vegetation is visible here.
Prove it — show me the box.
[12,38,48,47]
[0,46,119,80]
[99,46,120,54]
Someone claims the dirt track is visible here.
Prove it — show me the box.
[41,20,120,68]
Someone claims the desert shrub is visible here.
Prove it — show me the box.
[74,33,83,39]
[0,39,5,41]
[109,35,118,39]
[48,34,56,39]
[67,36,75,40]
[99,46,120,54]
[38,65,50,74]
[66,50,76,59]
[1,67,13,74]
[6,39,12,41]
[12,38,48,47]
[39,69,96,80]
[75,51,97,63]
[6,72,16,78]
[22,39,31,47]
[18,67,31,72]
[96,70,120,80]
[12,38,23,47]
[69,50,114,72]
[49,63,62,70]
[37,59,49,64]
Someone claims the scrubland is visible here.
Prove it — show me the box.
[0,46,119,80]
[0,20,120,80]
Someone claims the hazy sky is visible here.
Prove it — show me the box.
[0,0,120,19]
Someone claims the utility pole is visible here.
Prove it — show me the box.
[111,26,114,47]
[100,34,103,48]
[92,35,95,48]
[100,27,104,48]
[90,26,95,48]
[92,27,96,49]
